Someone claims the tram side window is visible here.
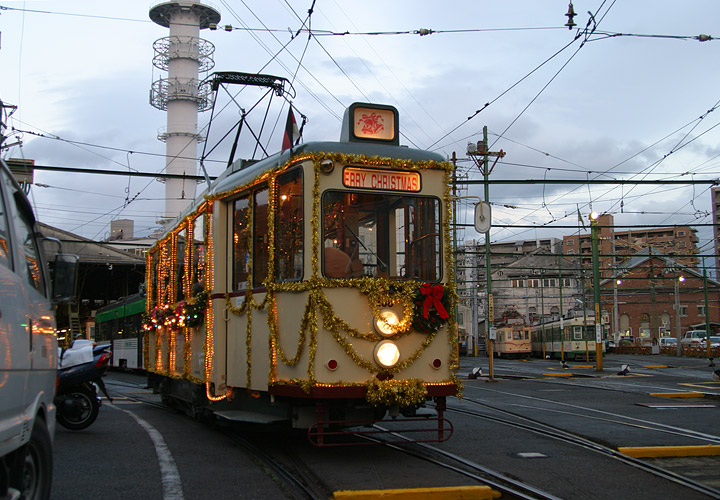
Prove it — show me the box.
[148,251,157,307]
[233,196,250,290]
[191,213,206,293]
[176,229,186,301]
[573,326,583,340]
[253,187,269,287]
[156,241,172,304]
[275,168,303,281]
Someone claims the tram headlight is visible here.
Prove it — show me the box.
[374,309,400,337]
[374,340,400,368]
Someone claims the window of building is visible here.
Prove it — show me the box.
[567,249,575,255]
[698,304,706,317]
[677,230,685,237]
[679,305,688,317]
[566,240,574,245]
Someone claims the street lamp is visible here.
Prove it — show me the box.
[674,274,685,356]
[590,211,603,371]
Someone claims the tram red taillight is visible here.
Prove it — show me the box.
[327,359,338,371]
[431,358,442,369]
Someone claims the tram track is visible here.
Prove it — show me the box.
[451,396,720,498]
[106,380,330,500]
[362,426,563,500]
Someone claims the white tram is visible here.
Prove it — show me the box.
[143,103,459,444]
[530,316,603,361]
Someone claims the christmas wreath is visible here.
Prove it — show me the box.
[142,290,209,331]
[411,283,450,334]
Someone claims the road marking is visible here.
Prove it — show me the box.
[332,486,501,499]
[649,392,704,398]
[619,445,720,458]
[109,405,185,500]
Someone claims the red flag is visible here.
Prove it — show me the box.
[282,106,299,152]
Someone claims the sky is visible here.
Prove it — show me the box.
[1,1,720,269]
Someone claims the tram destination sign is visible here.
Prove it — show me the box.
[343,166,421,192]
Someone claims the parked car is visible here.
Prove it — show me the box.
[680,330,707,346]
[659,337,678,347]
[0,158,77,500]
[700,336,720,348]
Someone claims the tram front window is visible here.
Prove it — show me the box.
[322,191,441,280]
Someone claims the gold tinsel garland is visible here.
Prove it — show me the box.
[365,378,429,407]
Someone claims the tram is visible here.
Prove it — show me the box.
[95,292,146,370]
[530,316,602,361]
[493,325,531,358]
[143,102,459,443]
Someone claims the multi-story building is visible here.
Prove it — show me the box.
[562,213,699,277]
[491,251,585,326]
[712,186,720,277]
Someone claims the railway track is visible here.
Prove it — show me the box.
[452,395,720,498]
[363,425,563,500]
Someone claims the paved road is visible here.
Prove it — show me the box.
[50,354,720,499]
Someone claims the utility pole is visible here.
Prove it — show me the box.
[468,126,505,381]
[590,211,603,371]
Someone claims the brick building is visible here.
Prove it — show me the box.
[598,249,720,344]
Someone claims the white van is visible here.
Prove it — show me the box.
[0,158,76,500]
[680,330,707,347]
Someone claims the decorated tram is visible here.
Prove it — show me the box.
[142,102,460,443]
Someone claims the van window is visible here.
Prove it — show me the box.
[4,172,44,294]
[0,171,11,269]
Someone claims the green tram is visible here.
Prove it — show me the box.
[530,316,603,361]
[95,293,146,370]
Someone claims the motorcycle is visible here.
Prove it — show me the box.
[55,340,113,430]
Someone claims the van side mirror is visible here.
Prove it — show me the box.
[52,253,78,302]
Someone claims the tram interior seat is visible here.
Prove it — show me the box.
[324,246,363,278]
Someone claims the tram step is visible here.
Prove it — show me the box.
[214,410,289,424]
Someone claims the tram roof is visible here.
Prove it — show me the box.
[204,140,447,200]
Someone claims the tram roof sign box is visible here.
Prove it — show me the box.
[341,102,399,145]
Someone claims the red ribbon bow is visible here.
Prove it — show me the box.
[420,283,449,320]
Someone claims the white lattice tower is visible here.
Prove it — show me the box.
[149,1,220,220]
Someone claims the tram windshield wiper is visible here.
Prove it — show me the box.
[344,223,387,272]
